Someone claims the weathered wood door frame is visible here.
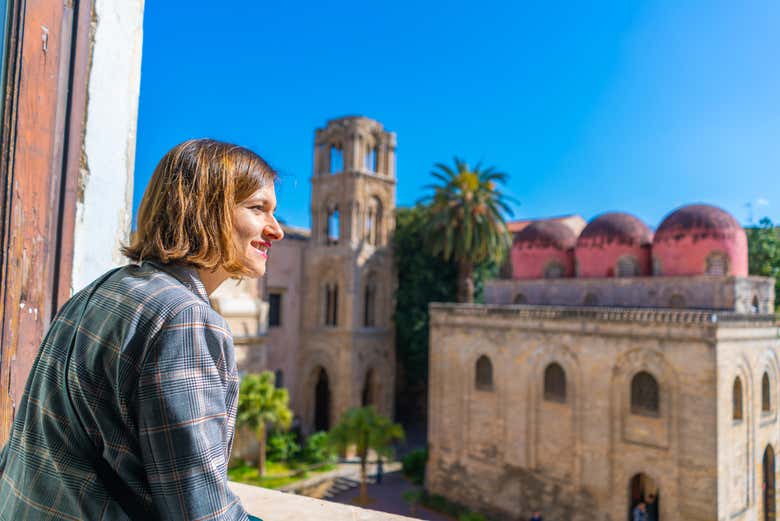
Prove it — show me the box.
[0,0,93,443]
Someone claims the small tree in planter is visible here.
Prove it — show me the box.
[329,406,404,505]
[237,371,292,476]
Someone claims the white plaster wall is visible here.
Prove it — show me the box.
[72,0,144,292]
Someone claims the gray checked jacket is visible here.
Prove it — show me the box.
[0,261,250,520]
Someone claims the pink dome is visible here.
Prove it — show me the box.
[575,212,653,277]
[511,221,577,279]
[652,204,747,276]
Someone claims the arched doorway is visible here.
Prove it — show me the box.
[361,369,376,407]
[314,367,330,432]
[764,445,776,521]
[628,473,659,521]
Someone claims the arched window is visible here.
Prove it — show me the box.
[668,293,686,309]
[652,257,662,275]
[274,369,284,389]
[364,197,382,246]
[752,296,760,314]
[514,293,527,304]
[631,371,660,416]
[544,363,567,403]
[324,283,338,326]
[583,292,599,306]
[362,369,376,407]
[329,145,343,173]
[762,372,771,413]
[616,256,640,277]
[365,144,377,172]
[475,355,494,391]
[326,207,340,245]
[314,367,331,431]
[733,376,743,420]
[705,251,729,276]
[363,277,377,327]
[544,261,565,279]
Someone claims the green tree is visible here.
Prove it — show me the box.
[393,205,458,418]
[420,158,515,302]
[746,217,780,311]
[329,407,405,505]
[236,371,292,476]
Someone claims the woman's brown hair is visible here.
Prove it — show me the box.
[122,138,277,275]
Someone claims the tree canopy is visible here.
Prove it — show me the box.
[329,406,404,505]
[746,217,780,312]
[419,157,514,302]
[236,371,293,476]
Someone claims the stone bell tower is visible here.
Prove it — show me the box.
[299,116,397,432]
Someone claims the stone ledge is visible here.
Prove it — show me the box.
[229,481,416,521]
[429,302,777,325]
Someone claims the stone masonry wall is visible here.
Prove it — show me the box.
[427,304,726,521]
[715,323,780,520]
[485,276,774,313]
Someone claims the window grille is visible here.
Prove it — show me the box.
[616,256,640,277]
[705,251,729,276]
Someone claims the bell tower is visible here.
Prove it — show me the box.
[299,116,397,432]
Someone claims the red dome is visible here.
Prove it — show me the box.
[653,204,747,276]
[655,204,742,236]
[511,221,576,279]
[577,212,653,247]
[514,220,578,250]
[575,212,652,277]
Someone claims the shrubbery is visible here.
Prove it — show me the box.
[266,431,300,463]
[401,448,427,485]
[302,431,336,465]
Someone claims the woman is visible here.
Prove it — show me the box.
[0,139,282,520]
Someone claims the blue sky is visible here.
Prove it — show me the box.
[134,1,780,230]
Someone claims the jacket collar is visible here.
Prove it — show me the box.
[145,260,210,304]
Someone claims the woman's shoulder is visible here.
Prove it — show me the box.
[101,262,223,326]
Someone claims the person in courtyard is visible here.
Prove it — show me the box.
[632,501,648,521]
[646,493,658,521]
[376,456,384,484]
[0,139,282,520]
[529,510,543,521]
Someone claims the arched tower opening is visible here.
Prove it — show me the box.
[314,367,331,432]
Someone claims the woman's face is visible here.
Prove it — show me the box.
[232,184,284,278]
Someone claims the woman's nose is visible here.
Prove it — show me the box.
[264,217,284,241]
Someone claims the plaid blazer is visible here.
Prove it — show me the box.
[0,261,249,520]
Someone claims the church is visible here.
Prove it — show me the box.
[427,206,779,521]
[212,116,398,437]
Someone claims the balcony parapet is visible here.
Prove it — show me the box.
[229,481,416,521]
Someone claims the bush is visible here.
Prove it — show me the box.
[302,431,336,464]
[402,448,428,485]
[266,431,300,462]
[459,513,488,521]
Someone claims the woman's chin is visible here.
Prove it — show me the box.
[246,261,267,278]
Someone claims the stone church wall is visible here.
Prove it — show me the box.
[715,323,780,521]
[427,304,739,521]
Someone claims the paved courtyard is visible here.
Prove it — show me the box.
[328,470,454,521]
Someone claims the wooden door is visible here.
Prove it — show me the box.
[0,0,92,444]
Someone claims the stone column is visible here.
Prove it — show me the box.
[376,138,387,176]
[322,145,331,174]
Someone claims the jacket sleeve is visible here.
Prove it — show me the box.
[137,303,248,521]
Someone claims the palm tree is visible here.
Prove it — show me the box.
[236,371,293,476]
[329,407,405,505]
[421,157,515,302]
